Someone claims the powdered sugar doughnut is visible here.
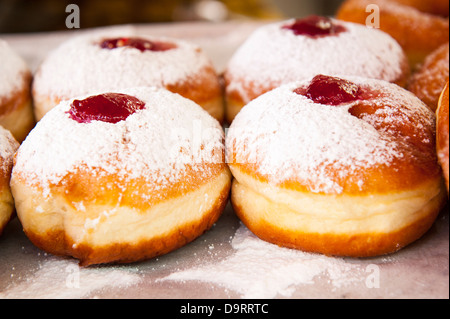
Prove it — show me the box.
[32,33,224,122]
[11,87,231,266]
[0,39,35,142]
[224,16,409,122]
[0,125,19,236]
[408,43,449,111]
[337,0,449,68]
[226,75,447,257]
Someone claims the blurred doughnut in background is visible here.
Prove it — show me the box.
[0,0,345,33]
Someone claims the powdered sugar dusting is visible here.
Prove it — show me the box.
[32,31,212,101]
[13,87,224,196]
[0,126,19,173]
[225,18,406,104]
[0,39,29,99]
[226,76,435,194]
[0,257,141,299]
[160,224,366,298]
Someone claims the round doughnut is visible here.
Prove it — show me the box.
[0,125,19,236]
[11,87,231,266]
[224,16,409,123]
[408,43,449,111]
[32,33,224,123]
[0,39,35,142]
[336,0,449,68]
[436,82,449,192]
[226,74,447,257]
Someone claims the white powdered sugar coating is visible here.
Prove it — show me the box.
[0,126,19,173]
[32,31,212,100]
[14,87,224,196]
[225,18,407,103]
[161,224,367,298]
[0,39,29,98]
[226,76,435,194]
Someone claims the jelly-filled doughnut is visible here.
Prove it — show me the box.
[11,87,231,266]
[224,16,409,123]
[32,33,224,122]
[0,39,35,142]
[226,75,447,257]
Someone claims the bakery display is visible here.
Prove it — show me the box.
[11,87,231,266]
[0,39,35,142]
[0,125,19,237]
[226,74,447,257]
[32,33,224,122]
[0,4,449,301]
[223,15,409,123]
[408,42,449,111]
[436,82,449,192]
[337,0,449,68]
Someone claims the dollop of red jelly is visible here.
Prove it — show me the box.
[68,93,146,124]
[282,15,346,38]
[100,37,176,52]
[295,75,362,105]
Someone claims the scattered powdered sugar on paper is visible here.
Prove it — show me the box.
[0,257,141,299]
[160,224,366,299]
[225,18,406,104]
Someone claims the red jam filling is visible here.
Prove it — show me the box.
[294,75,362,105]
[68,93,146,124]
[282,15,346,38]
[99,37,176,52]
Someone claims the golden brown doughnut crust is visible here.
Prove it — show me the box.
[437,82,449,192]
[0,128,19,236]
[226,77,446,257]
[336,0,450,67]
[20,175,230,266]
[389,0,449,16]
[227,97,441,196]
[33,66,224,124]
[408,43,449,111]
[12,164,231,266]
[165,64,224,123]
[0,174,15,236]
[0,71,35,142]
[232,185,443,258]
